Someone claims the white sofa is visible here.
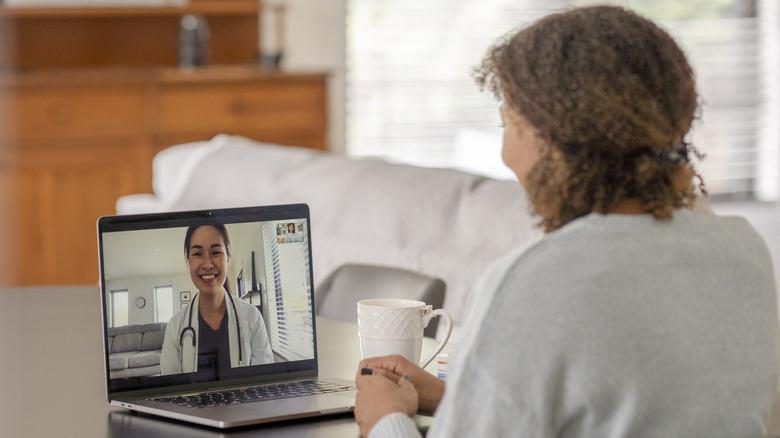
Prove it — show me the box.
[116,135,540,340]
[107,322,166,379]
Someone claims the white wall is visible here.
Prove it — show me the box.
[227,222,267,297]
[279,0,346,153]
[106,273,193,326]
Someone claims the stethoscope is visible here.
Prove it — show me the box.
[179,291,243,367]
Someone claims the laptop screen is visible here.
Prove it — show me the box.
[98,204,318,395]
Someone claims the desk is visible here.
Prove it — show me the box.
[0,286,442,437]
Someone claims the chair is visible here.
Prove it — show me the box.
[315,263,447,338]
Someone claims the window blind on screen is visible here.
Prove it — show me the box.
[262,223,314,361]
[346,0,779,201]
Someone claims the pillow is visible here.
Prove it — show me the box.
[128,351,161,369]
[109,352,135,371]
[111,332,142,353]
[140,328,165,351]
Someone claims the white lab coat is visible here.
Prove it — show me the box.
[160,291,274,374]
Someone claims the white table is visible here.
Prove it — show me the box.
[0,285,445,437]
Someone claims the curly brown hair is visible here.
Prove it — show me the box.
[474,5,706,232]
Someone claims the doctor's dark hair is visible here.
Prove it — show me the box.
[183,222,233,260]
[474,5,706,232]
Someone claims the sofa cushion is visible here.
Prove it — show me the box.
[128,351,162,369]
[110,365,161,379]
[109,351,139,371]
[111,333,142,353]
[140,325,165,351]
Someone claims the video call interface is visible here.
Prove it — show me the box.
[100,213,315,391]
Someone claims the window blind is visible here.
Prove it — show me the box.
[262,222,314,361]
[346,0,778,200]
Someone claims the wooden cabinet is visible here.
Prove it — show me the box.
[154,67,327,149]
[0,2,328,287]
[0,1,262,70]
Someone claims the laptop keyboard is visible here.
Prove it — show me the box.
[151,380,353,409]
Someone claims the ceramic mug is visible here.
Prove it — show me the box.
[357,298,453,368]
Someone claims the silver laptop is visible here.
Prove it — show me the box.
[97,204,356,428]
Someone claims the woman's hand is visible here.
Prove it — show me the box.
[354,369,418,437]
[355,354,445,415]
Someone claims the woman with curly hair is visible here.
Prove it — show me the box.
[354,5,780,438]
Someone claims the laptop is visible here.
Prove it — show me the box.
[97,204,357,428]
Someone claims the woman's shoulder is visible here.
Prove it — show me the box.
[490,208,771,301]
[538,208,762,245]
[673,209,769,253]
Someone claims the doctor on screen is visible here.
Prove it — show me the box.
[161,222,274,375]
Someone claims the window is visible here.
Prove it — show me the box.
[346,0,778,200]
[262,222,314,361]
[109,289,128,327]
[154,285,174,323]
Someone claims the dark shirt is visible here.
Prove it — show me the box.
[197,309,231,379]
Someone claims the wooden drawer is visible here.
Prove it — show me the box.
[1,86,147,141]
[155,79,327,138]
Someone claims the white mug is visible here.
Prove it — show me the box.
[357,298,453,368]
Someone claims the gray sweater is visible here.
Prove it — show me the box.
[371,210,780,437]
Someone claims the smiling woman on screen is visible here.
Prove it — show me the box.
[160,222,274,376]
[353,5,780,438]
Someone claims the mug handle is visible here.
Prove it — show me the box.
[418,308,453,369]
